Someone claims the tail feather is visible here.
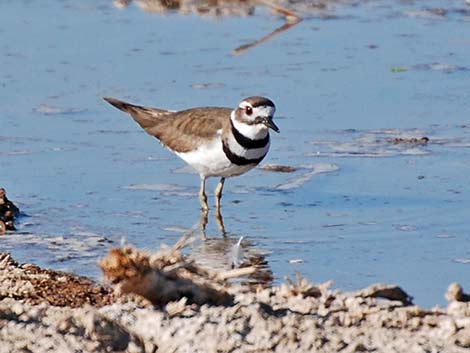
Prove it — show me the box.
[103,96,139,113]
[103,96,171,131]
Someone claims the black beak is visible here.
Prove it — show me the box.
[263,116,280,133]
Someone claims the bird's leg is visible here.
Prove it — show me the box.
[199,176,209,211]
[214,177,225,211]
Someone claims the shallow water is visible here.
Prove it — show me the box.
[1,0,470,307]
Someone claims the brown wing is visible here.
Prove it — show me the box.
[147,107,232,152]
[103,97,231,153]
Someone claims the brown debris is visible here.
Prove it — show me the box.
[387,136,430,145]
[0,253,114,308]
[232,18,301,55]
[261,164,298,173]
[280,272,322,298]
[99,237,234,306]
[257,0,301,21]
[241,253,274,285]
[0,188,19,233]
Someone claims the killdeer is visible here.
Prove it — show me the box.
[103,96,279,211]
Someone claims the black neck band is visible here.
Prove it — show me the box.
[222,142,266,166]
[231,119,269,149]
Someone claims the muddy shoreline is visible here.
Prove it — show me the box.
[1,250,469,353]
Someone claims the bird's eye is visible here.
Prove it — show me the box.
[245,106,253,115]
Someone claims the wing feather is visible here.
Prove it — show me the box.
[103,97,231,153]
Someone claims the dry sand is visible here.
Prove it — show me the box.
[1,245,469,353]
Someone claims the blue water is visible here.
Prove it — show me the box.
[1,0,470,307]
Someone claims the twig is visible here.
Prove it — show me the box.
[217,266,258,280]
[257,0,302,21]
[232,19,301,55]
[233,0,301,55]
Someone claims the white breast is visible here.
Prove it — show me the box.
[175,137,264,178]
[175,119,271,178]
[175,136,228,177]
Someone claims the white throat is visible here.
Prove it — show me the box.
[230,111,269,140]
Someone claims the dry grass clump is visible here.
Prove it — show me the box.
[280,272,322,298]
[99,236,259,306]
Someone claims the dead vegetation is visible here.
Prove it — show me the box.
[99,235,258,306]
[1,241,470,352]
[261,164,298,173]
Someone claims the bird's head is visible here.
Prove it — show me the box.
[233,96,279,137]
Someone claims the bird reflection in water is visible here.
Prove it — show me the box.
[191,225,274,286]
[199,207,226,238]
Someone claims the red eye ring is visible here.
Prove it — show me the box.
[245,106,253,115]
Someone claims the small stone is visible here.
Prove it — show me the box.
[455,328,470,348]
[446,283,463,302]
[446,283,470,302]
[11,302,25,316]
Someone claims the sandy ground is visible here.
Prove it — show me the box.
[1,249,469,353]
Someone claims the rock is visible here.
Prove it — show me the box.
[0,188,19,232]
[355,283,413,305]
[455,328,470,348]
[446,283,470,302]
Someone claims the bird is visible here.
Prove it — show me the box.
[103,96,279,212]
